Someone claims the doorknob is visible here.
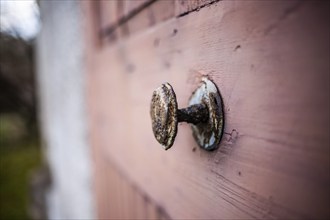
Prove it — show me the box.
[150,77,224,151]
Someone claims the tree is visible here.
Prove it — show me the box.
[0,32,37,131]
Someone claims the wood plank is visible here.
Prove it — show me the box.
[134,188,148,219]
[125,0,175,37]
[85,0,329,219]
[93,151,167,219]
[123,0,151,17]
[102,0,175,45]
[98,0,118,30]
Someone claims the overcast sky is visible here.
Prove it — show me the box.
[0,0,40,39]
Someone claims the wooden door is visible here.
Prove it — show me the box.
[83,1,329,219]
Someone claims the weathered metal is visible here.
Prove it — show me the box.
[150,77,224,150]
[150,83,178,150]
[177,103,209,125]
[189,77,224,151]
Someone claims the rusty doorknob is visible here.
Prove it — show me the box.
[150,77,224,151]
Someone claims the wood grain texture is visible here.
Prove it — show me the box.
[84,0,330,219]
[94,148,171,219]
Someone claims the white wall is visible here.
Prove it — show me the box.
[36,1,95,219]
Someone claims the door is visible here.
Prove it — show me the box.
[83,1,329,219]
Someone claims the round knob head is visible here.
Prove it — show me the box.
[150,83,178,150]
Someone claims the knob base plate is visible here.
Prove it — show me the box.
[188,77,224,151]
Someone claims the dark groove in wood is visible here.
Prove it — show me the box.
[100,0,157,38]
[177,0,220,18]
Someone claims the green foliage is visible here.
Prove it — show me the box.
[0,30,41,220]
[0,32,37,130]
[0,120,42,220]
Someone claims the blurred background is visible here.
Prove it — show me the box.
[0,1,47,219]
[1,1,94,219]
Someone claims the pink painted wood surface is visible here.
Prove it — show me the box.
[84,1,329,219]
